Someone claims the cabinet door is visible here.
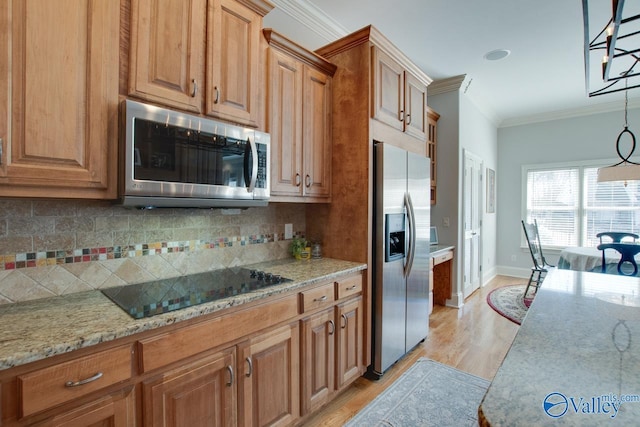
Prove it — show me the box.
[207,0,261,127]
[129,0,206,113]
[300,308,335,415]
[404,71,427,140]
[372,47,404,133]
[143,347,236,427]
[238,322,299,427]
[302,66,332,199]
[33,387,135,427]
[0,0,118,199]
[336,296,364,389]
[268,48,303,197]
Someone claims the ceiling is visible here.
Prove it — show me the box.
[263,0,640,127]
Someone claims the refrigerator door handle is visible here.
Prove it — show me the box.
[404,193,417,278]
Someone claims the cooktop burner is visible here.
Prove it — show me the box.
[102,267,292,319]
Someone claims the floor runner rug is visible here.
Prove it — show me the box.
[344,358,490,427]
[486,284,531,325]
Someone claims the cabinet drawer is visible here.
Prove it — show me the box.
[336,275,362,300]
[18,344,133,418]
[433,250,453,265]
[299,282,335,313]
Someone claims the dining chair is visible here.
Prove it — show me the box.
[521,219,554,298]
[597,232,639,273]
[596,242,640,276]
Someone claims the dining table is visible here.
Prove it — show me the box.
[557,245,640,273]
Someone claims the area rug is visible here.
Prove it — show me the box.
[486,284,532,325]
[344,358,490,427]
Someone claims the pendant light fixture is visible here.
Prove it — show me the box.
[597,88,640,184]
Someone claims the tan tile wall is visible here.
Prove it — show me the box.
[0,200,305,304]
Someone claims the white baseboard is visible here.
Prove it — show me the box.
[496,265,531,279]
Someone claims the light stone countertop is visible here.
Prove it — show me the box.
[0,257,366,371]
[430,245,454,258]
[479,268,640,426]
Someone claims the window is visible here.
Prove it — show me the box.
[523,163,640,249]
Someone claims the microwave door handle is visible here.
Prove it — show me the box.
[243,137,258,193]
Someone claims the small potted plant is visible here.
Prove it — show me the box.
[290,237,310,260]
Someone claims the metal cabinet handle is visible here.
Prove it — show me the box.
[406,113,411,125]
[346,285,357,291]
[0,138,3,165]
[65,372,103,387]
[305,174,311,187]
[328,320,335,335]
[245,356,253,377]
[295,173,301,187]
[214,86,220,104]
[399,110,404,122]
[226,365,234,386]
[341,313,347,329]
[191,79,198,97]
[314,295,327,302]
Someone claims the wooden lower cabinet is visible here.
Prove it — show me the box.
[300,308,335,415]
[31,387,135,427]
[238,322,300,427]
[336,296,364,389]
[300,294,364,417]
[142,347,236,427]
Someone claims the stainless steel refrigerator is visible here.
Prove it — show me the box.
[371,142,430,377]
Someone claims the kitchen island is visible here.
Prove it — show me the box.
[479,268,640,426]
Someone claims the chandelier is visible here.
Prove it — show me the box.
[582,0,640,97]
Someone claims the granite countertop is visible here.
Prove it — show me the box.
[0,257,366,371]
[479,268,640,426]
[430,245,454,258]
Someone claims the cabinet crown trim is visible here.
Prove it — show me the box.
[316,25,432,86]
[263,28,337,76]
[235,0,274,16]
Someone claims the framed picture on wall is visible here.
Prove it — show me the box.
[486,167,496,213]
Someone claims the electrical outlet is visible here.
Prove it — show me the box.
[511,254,517,262]
[443,217,450,227]
[284,223,293,239]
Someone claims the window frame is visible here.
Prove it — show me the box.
[520,158,623,251]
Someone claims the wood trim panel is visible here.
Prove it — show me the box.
[138,294,298,373]
[263,29,336,76]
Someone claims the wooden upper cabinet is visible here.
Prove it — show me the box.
[264,29,336,202]
[129,0,272,127]
[0,0,119,199]
[372,46,427,141]
[129,0,206,113]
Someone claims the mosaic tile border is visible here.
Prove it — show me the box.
[0,232,298,271]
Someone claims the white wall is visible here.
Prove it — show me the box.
[430,89,499,305]
[496,107,640,278]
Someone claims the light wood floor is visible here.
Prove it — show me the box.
[303,275,526,426]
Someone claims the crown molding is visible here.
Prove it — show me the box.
[500,98,640,128]
[269,0,348,44]
[428,75,466,96]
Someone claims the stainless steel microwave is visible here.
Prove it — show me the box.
[119,100,269,208]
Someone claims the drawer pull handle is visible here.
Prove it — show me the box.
[226,365,234,386]
[346,285,357,291]
[341,313,348,329]
[191,79,198,97]
[295,173,301,186]
[65,372,103,387]
[245,357,253,377]
[214,86,220,104]
[314,295,327,302]
[328,319,335,335]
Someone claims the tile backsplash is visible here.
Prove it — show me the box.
[0,199,305,304]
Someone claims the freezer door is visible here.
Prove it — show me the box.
[405,151,430,350]
[373,143,408,374]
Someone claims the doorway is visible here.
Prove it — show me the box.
[462,150,483,299]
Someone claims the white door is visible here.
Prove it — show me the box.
[462,150,483,299]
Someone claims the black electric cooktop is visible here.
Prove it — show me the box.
[102,267,292,319]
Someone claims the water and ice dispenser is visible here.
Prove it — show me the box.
[385,213,406,262]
